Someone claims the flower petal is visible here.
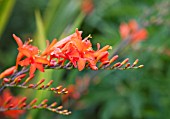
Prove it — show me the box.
[16,52,24,68]
[96,51,108,62]
[41,39,57,56]
[119,22,130,39]
[132,29,148,42]
[13,34,23,47]
[18,58,30,66]
[35,63,44,72]
[128,20,138,32]
[78,58,86,71]
[18,48,31,58]
[29,64,36,76]
[35,57,49,65]
[94,45,110,57]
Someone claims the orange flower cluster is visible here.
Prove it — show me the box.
[0,89,25,119]
[119,20,147,43]
[8,29,112,77]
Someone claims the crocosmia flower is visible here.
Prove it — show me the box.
[119,20,147,43]
[0,89,25,119]
[49,29,112,71]
[13,34,49,77]
[12,29,114,73]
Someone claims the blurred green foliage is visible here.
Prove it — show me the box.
[0,0,170,119]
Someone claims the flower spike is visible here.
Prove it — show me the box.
[0,93,71,115]
[1,76,68,95]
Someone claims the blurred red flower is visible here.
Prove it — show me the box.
[119,20,148,43]
[82,0,94,14]
[0,89,25,119]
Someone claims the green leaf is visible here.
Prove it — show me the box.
[35,10,46,50]
[0,0,15,37]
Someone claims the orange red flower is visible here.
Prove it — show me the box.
[50,29,111,71]
[0,89,25,119]
[10,29,114,76]
[13,34,49,77]
[119,20,147,43]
